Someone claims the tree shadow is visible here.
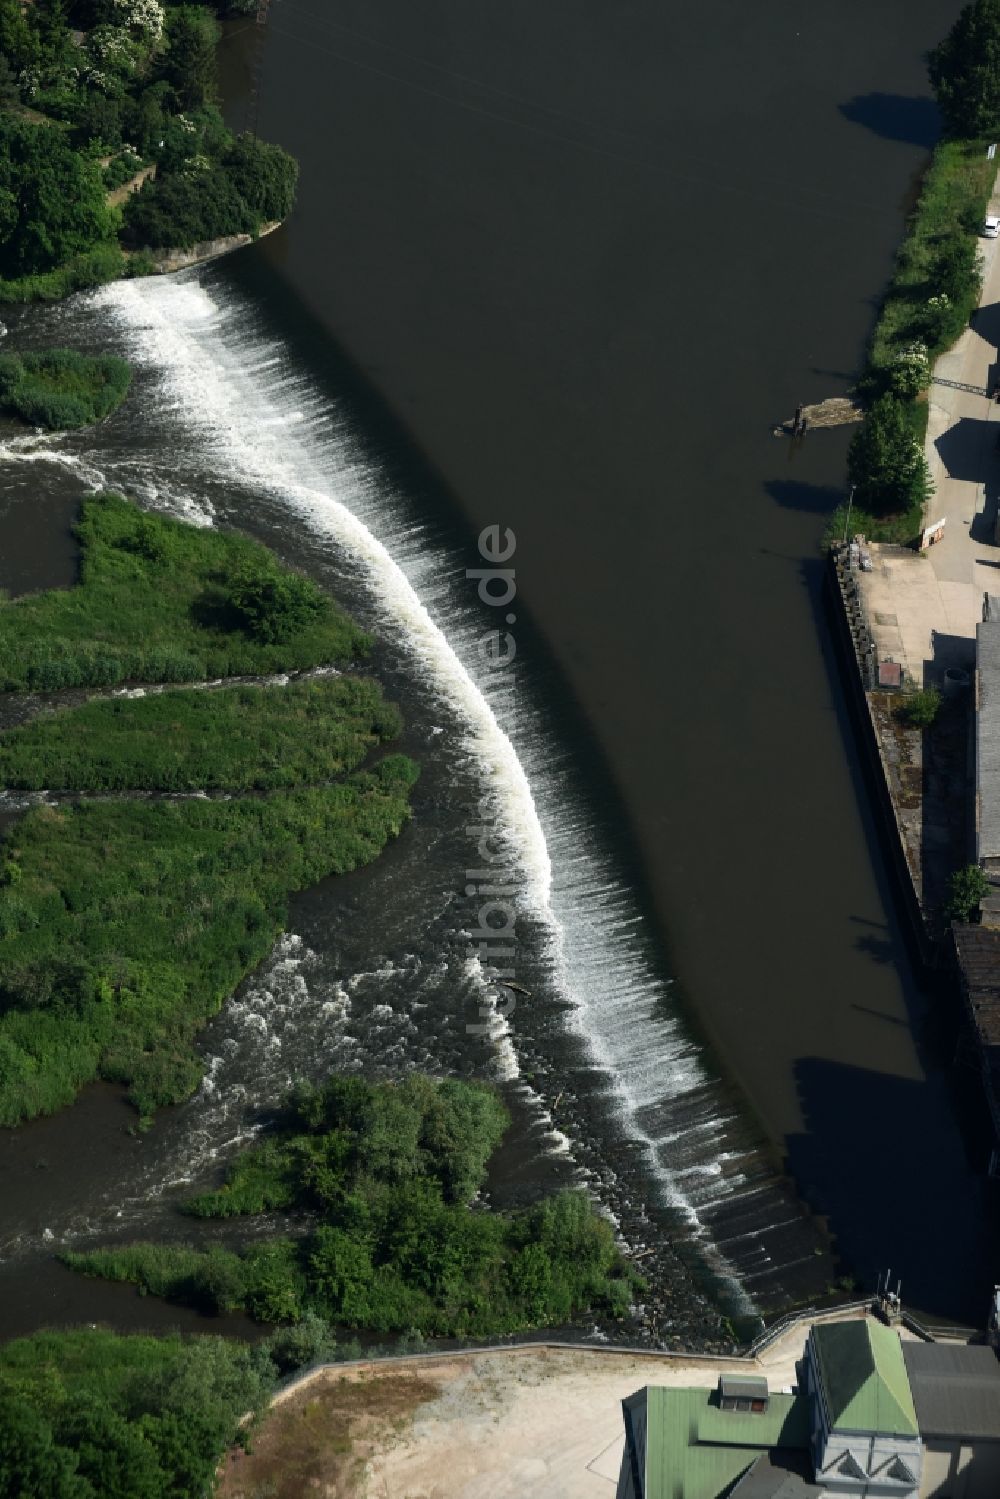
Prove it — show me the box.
[765,479,844,515]
[838,93,940,149]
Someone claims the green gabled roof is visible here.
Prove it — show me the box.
[643,1388,810,1499]
[811,1321,918,1437]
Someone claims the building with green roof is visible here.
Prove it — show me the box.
[615,1316,990,1499]
[618,1384,811,1499]
[803,1320,921,1494]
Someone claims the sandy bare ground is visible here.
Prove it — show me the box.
[217,1311,878,1498]
[362,1336,810,1499]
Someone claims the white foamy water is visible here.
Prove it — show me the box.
[35,273,763,1304]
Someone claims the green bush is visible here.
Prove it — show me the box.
[0,241,131,303]
[945,864,992,922]
[226,562,329,644]
[222,133,299,223]
[897,687,942,729]
[0,348,132,430]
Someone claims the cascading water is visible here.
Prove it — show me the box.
[0,270,834,1335]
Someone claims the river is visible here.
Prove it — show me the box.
[0,0,995,1340]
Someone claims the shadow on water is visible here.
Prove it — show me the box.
[838,93,940,149]
[787,1057,996,1323]
[764,479,844,516]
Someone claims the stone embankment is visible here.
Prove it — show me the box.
[148,220,282,275]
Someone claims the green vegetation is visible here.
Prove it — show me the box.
[63,1076,640,1337]
[0,1327,273,1499]
[945,863,992,922]
[929,0,1000,139]
[0,0,297,298]
[0,752,417,1125]
[827,135,995,546]
[897,686,942,729]
[864,141,993,389]
[0,347,131,429]
[0,113,116,280]
[847,394,933,521]
[0,677,401,791]
[0,494,370,692]
[0,496,416,1123]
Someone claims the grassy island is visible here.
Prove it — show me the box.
[63,1075,639,1338]
[0,347,131,429]
[0,492,370,692]
[0,496,418,1124]
[0,0,297,302]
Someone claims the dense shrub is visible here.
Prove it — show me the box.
[0,348,131,430]
[945,863,992,922]
[0,2,298,298]
[0,1328,272,1499]
[897,687,942,729]
[64,1077,640,1337]
[122,165,256,247]
[226,562,329,644]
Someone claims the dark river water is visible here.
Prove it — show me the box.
[1,0,997,1342]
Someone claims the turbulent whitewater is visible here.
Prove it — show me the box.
[0,271,831,1325]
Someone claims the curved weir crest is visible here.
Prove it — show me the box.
[91,273,755,1308]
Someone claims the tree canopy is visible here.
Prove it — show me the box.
[928,0,1000,138]
[847,395,933,516]
[0,116,115,277]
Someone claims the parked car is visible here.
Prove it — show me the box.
[984,215,1000,239]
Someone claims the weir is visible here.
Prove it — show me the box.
[0,268,839,1333]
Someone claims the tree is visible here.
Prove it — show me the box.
[0,117,115,277]
[0,0,36,75]
[157,4,219,110]
[847,395,933,517]
[0,1395,86,1499]
[223,134,299,222]
[928,0,1000,138]
[225,563,328,644]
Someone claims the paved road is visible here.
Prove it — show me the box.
[924,173,1000,619]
